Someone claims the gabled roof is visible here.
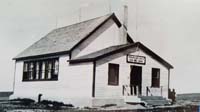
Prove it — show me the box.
[69,42,173,69]
[14,13,124,60]
[69,44,130,62]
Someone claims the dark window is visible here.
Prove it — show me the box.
[108,63,119,85]
[23,58,59,81]
[151,68,160,87]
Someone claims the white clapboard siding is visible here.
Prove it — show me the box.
[95,49,169,99]
[11,55,94,106]
[72,19,121,58]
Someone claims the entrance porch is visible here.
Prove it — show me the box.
[122,85,170,106]
[121,65,170,106]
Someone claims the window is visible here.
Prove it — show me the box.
[108,63,119,85]
[23,58,59,81]
[151,68,160,87]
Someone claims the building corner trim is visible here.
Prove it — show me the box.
[92,61,96,97]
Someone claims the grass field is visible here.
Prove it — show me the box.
[0,95,200,112]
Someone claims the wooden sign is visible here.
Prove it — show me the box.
[127,55,146,65]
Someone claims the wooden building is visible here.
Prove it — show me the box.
[12,10,173,107]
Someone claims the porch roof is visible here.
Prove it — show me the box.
[68,42,174,69]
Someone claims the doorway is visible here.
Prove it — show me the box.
[130,65,142,95]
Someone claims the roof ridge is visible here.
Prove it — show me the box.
[14,13,116,60]
[53,13,114,32]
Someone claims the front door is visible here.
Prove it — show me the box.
[130,65,142,95]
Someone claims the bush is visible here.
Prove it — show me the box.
[10,98,35,106]
[101,104,117,108]
[64,104,74,108]
[39,100,73,109]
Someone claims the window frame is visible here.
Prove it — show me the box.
[151,68,160,88]
[22,58,59,82]
[108,63,119,86]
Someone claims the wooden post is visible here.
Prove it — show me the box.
[38,94,42,103]
[146,87,148,96]
[122,85,124,96]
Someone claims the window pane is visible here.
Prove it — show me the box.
[22,58,59,81]
[23,63,28,80]
[45,61,49,79]
[54,60,59,75]
[23,63,28,72]
[151,68,160,87]
[38,62,42,79]
[29,62,34,80]
[48,61,52,79]
[108,63,119,85]
[52,60,59,80]
[42,61,45,79]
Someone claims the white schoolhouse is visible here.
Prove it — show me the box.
[12,8,173,107]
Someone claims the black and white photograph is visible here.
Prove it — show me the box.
[0,0,199,111]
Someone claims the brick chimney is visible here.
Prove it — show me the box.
[119,5,128,44]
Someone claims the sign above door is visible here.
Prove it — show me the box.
[127,55,146,65]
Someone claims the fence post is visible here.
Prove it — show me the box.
[122,85,124,96]
[146,87,148,96]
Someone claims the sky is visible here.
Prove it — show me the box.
[0,0,200,94]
